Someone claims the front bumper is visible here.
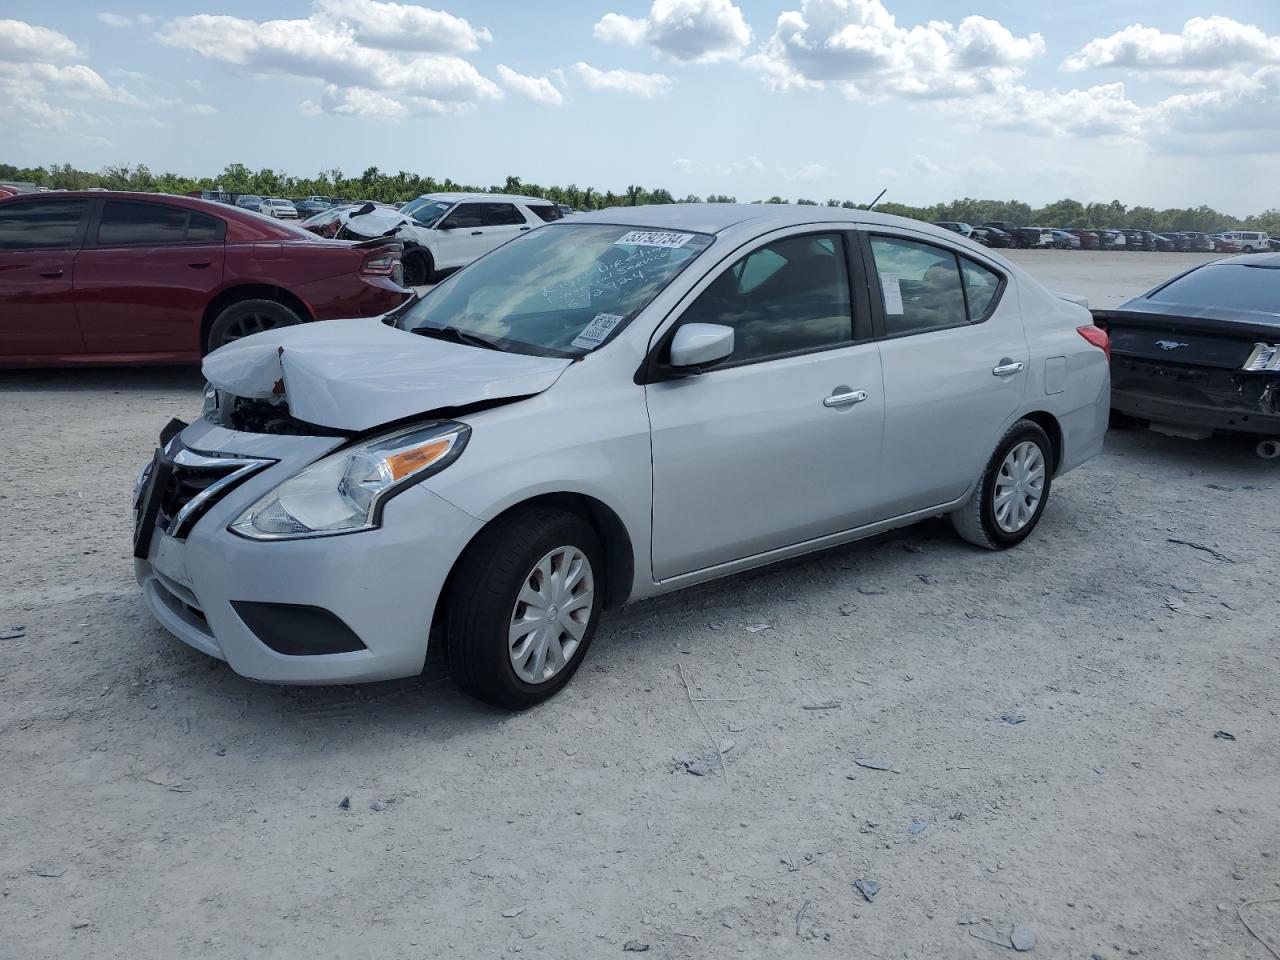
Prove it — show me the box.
[133,421,483,684]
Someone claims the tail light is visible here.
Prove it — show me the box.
[360,247,399,278]
[1077,324,1110,362]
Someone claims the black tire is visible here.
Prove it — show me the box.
[950,419,1054,550]
[205,299,303,353]
[401,248,433,286]
[446,507,604,710]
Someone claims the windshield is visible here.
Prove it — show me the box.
[397,223,714,356]
[1148,263,1280,317]
[401,197,454,228]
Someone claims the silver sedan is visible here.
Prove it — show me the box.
[133,204,1110,708]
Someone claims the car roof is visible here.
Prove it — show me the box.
[417,192,556,205]
[564,202,973,238]
[1214,252,1280,267]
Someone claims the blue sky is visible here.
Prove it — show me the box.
[3,1,1278,211]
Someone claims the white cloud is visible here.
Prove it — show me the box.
[1148,67,1280,154]
[594,0,752,64]
[97,12,155,28]
[496,64,563,107]
[320,84,409,119]
[157,9,502,115]
[747,0,1043,99]
[595,13,648,47]
[1064,16,1280,74]
[968,81,1145,141]
[314,0,491,53]
[672,154,763,177]
[779,162,828,182]
[183,102,218,115]
[0,18,82,61]
[19,62,143,105]
[573,61,673,97]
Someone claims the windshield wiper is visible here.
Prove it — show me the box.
[410,324,503,351]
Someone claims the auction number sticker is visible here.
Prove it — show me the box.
[880,272,905,315]
[572,312,626,350]
[614,231,694,248]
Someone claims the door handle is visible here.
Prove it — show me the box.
[187,261,212,269]
[519,226,531,231]
[824,389,868,408]
[992,359,1025,377]
[39,269,65,278]
[470,230,484,236]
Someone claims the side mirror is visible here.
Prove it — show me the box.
[438,219,455,231]
[669,323,734,370]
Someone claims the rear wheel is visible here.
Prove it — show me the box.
[205,299,303,353]
[446,508,604,710]
[401,248,433,286]
[951,420,1053,550]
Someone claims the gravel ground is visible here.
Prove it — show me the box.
[2,251,1277,959]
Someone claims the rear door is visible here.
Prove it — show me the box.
[476,202,531,255]
[862,230,1028,517]
[0,197,90,359]
[73,199,226,356]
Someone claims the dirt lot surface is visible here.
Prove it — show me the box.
[3,251,1277,959]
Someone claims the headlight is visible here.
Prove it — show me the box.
[229,421,469,540]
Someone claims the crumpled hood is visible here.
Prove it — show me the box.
[202,318,572,432]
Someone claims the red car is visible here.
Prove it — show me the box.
[0,191,410,366]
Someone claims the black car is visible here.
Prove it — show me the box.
[932,221,972,236]
[1153,234,1178,252]
[1178,231,1216,252]
[980,221,1019,234]
[294,198,329,218]
[1121,229,1157,252]
[1092,253,1280,453]
[1096,230,1125,250]
[970,226,1015,248]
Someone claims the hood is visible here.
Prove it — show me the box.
[202,318,572,432]
[339,206,417,243]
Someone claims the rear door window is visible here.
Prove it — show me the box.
[0,199,89,250]
[481,203,525,227]
[97,200,188,246]
[869,236,968,336]
[186,211,226,242]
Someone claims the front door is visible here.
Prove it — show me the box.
[436,202,489,269]
[647,230,885,581]
[862,231,1029,517]
[73,199,226,355]
[0,197,89,358]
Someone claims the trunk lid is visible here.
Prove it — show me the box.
[202,317,572,432]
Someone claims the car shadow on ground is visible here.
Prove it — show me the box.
[103,423,1279,753]
[0,366,205,393]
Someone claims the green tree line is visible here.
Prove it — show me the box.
[3,161,1277,235]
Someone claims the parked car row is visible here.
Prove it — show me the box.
[298,192,565,286]
[945,221,1280,253]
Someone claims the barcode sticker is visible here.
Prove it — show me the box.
[880,273,904,315]
[614,231,693,248]
[571,312,626,349]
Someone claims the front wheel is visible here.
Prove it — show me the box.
[401,248,434,287]
[950,420,1054,550]
[446,508,604,709]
